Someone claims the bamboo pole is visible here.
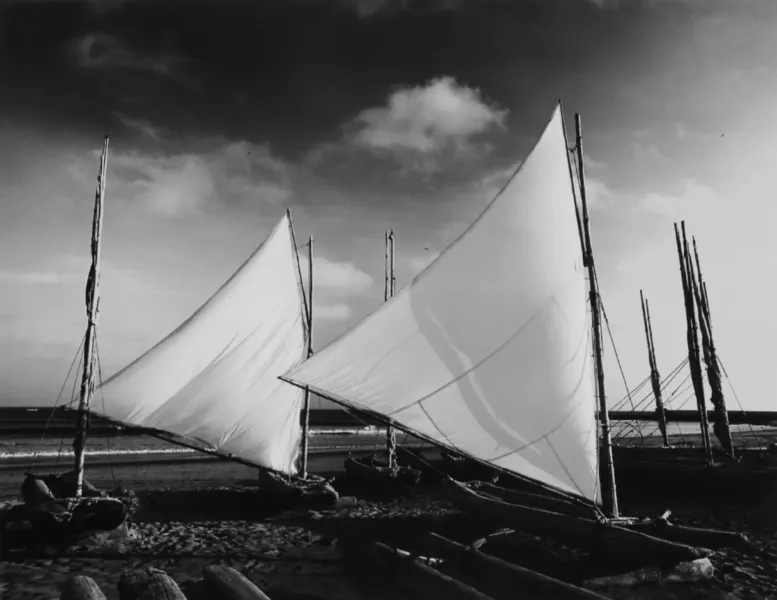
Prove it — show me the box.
[73,136,109,499]
[386,229,397,469]
[575,114,618,518]
[675,223,712,464]
[640,291,669,446]
[300,236,314,478]
[691,236,733,456]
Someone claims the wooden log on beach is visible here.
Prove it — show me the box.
[117,567,187,600]
[443,478,710,573]
[622,520,753,551]
[202,564,272,600]
[473,482,593,518]
[60,575,107,600]
[422,533,609,600]
[370,541,497,600]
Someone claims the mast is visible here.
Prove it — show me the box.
[691,236,734,457]
[675,222,713,464]
[640,291,669,447]
[73,136,109,498]
[300,235,314,478]
[385,229,397,468]
[574,113,618,518]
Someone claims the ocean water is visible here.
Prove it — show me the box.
[0,425,405,462]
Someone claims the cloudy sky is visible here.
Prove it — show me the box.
[1,0,775,414]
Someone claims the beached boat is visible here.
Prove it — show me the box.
[281,103,747,571]
[3,138,129,551]
[1,138,335,551]
[339,230,422,490]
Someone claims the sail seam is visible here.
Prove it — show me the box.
[386,295,553,417]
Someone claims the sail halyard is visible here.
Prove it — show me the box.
[73,136,109,499]
[88,213,308,477]
[280,103,602,507]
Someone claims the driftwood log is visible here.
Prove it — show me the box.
[117,567,186,600]
[471,482,593,519]
[59,575,107,600]
[622,518,753,551]
[202,564,272,600]
[443,478,710,573]
[370,541,497,600]
[423,532,610,600]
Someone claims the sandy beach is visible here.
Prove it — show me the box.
[2,434,777,600]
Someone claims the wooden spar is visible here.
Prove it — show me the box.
[386,229,397,469]
[73,136,109,499]
[300,235,314,478]
[675,222,712,464]
[574,113,618,518]
[692,236,734,457]
[384,230,389,302]
[640,291,669,446]
[682,224,714,462]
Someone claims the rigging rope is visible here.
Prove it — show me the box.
[27,332,87,472]
[94,336,118,489]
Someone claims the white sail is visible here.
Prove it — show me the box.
[93,214,307,475]
[282,105,599,502]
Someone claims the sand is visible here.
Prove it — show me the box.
[3,437,777,600]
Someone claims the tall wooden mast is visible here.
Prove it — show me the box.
[640,290,669,447]
[300,235,314,477]
[574,114,618,518]
[691,235,733,457]
[385,229,397,469]
[73,136,109,499]
[675,222,713,464]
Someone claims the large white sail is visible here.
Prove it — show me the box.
[282,105,600,502]
[93,214,307,475]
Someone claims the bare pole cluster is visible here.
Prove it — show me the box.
[674,223,714,464]
[73,136,109,499]
[640,290,669,447]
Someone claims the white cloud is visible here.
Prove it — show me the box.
[408,252,440,275]
[70,34,179,77]
[111,111,163,140]
[349,76,507,169]
[631,142,664,165]
[299,255,373,296]
[68,140,293,218]
[638,179,717,219]
[584,175,617,210]
[0,271,59,285]
[314,303,353,321]
[676,123,688,140]
[341,0,463,17]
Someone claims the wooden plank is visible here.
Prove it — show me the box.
[117,568,187,600]
[423,533,610,600]
[59,575,107,600]
[370,541,497,600]
[202,564,272,600]
[443,477,710,573]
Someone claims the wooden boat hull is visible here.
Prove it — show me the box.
[608,445,777,504]
[344,455,422,487]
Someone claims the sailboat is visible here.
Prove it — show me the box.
[5,137,335,550]
[343,230,422,488]
[280,103,747,570]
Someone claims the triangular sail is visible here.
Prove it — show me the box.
[281,106,599,502]
[93,214,307,475]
